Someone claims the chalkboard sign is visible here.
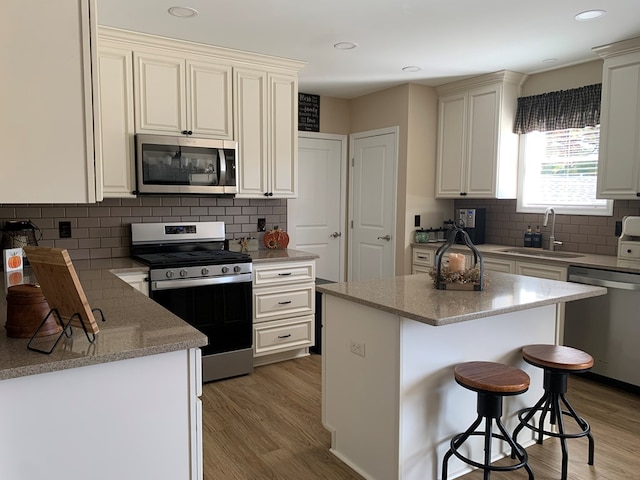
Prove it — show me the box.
[298,93,320,132]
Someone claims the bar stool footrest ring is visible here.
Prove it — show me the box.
[516,407,591,440]
[448,431,530,473]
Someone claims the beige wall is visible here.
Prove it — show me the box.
[521,60,603,95]
[318,84,452,275]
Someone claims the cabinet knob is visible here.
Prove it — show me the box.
[636,192,640,197]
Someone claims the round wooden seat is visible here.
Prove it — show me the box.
[455,361,530,395]
[522,344,594,372]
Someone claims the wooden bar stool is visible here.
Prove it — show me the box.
[512,345,594,480]
[442,361,534,479]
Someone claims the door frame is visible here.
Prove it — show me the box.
[287,131,348,281]
[348,126,399,281]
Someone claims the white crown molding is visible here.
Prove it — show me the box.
[98,26,306,73]
[593,35,640,59]
[435,70,529,96]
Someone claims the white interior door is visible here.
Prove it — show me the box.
[349,128,397,281]
[288,133,347,282]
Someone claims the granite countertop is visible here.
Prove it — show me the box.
[0,259,207,381]
[249,248,319,263]
[411,242,640,273]
[317,271,606,327]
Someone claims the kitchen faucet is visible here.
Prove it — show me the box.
[543,207,563,251]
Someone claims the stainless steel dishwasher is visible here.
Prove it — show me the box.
[565,266,640,389]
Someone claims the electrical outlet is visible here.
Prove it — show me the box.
[350,339,366,357]
[257,218,266,232]
[59,221,72,238]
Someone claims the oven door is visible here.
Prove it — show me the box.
[150,277,252,357]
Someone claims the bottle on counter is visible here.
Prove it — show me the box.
[532,226,542,248]
[524,225,533,247]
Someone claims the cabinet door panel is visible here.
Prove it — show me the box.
[135,54,186,133]
[235,69,268,196]
[270,74,298,197]
[436,94,466,197]
[467,87,499,197]
[597,58,640,198]
[187,61,232,139]
[96,45,135,198]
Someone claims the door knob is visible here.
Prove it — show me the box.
[377,235,391,241]
[330,232,342,238]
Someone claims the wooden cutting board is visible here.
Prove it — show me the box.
[23,246,99,334]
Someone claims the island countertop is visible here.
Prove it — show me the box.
[317,271,606,326]
[0,260,207,381]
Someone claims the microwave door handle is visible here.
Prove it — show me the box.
[218,149,227,185]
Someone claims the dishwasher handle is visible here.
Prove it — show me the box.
[568,274,640,291]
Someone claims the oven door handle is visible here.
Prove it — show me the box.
[568,274,640,291]
[152,274,251,290]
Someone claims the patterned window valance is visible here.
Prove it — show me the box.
[513,83,602,134]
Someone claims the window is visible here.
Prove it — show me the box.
[513,83,612,215]
[517,126,613,215]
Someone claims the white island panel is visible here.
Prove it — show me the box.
[323,294,556,480]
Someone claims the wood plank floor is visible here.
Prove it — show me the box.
[202,354,640,479]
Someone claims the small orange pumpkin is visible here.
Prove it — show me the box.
[7,255,22,269]
[263,226,289,250]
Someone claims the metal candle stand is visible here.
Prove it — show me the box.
[27,307,106,355]
[434,219,485,291]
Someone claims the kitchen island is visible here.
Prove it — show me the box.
[317,272,606,480]
[0,261,207,480]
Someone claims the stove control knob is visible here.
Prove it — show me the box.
[166,270,175,279]
[201,267,210,276]
[179,269,188,278]
[234,265,242,273]
[221,266,230,274]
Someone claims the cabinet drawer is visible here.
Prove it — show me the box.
[413,249,434,267]
[253,261,315,287]
[254,315,314,356]
[254,284,315,322]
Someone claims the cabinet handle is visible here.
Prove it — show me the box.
[417,255,428,259]
[278,272,292,276]
[278,300,292,305]
[460,192,467,196]
[181,130,193,135]
[277,334,292,339]
[637,192,640,197]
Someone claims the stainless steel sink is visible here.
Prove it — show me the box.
[497,248,584,259]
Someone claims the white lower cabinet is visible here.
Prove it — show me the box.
[253,260,315,366]
[412,246,472,274]
[115,271,149,296]
[483,257,515,273]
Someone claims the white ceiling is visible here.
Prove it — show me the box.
[96,0,640,99]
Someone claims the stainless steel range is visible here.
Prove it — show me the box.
[131,221,253,382]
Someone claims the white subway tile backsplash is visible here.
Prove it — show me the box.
[0,196,287,261]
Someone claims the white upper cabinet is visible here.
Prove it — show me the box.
[134,53,233,139]
[595,36,640,199]
[435,71,527,199]
[95,42,136,198]
[1,0,97,203]
[235,69,298,198]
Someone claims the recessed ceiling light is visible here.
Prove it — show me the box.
[402,66,422,73]
[542,58,558,64]
[333,41,358,50]
[574,9,606,21]
[168,6,198,18]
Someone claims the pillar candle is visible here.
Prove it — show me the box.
[448,252,466,272]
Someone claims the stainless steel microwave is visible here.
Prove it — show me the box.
[135,134,238,195]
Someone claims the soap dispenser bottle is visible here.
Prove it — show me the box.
[532,226,542,248]
[524,225,533,247]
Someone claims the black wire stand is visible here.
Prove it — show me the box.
[27,307,106,354]
[434,219,485,291]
